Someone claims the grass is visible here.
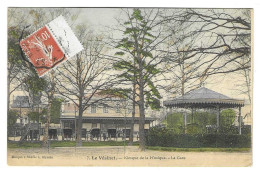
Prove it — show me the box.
[82,141,139,147]
[7,141,251,152]
[8,142,42,149]
[146,146,251,152]
[8,140,139,149]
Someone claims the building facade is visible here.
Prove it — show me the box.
[60,97,155,138]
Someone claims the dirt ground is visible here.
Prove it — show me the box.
[7,146,252,167]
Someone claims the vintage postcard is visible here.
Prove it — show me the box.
[7,7,252,166]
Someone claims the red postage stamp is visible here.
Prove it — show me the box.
[20,26,66,76]
[20,16,83,77]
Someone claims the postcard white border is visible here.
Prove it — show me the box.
[1,1,260,172]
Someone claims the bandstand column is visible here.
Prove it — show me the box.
[238,106,242,135]
[184,112,187,134]
[167,107,173,121]
[216,106,220,132]
[191,108,194,123]
[165,107,169,120]
[170,107,173,115]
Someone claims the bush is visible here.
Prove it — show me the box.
[219,125,239,134]
[186,123,200,134]
[8,110,19,127]
[146,127,251,148]
[164,110,237,134]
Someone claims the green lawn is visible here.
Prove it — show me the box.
[8,142,42,149]
[146,146,251,152]
[8,141,139,149]
[7,141,251,152]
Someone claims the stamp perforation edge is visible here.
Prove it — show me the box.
[46,15,84,58]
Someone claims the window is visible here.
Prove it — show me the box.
[128,108,132,114]
[16,86,23,91]
[115,103,120,113]
[64,121,73,128]
[91,104,96,113]
[92,123,97,128]
[103,105,108,113]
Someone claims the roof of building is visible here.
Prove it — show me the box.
[60,116,156,122]
[11,96,30,108]
[163,87,244,109]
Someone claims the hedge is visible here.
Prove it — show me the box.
[146,128,251,148]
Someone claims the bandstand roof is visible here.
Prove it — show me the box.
[163,87,244,109]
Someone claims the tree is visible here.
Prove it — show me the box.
[8,13,50,143]
[160,9,251,99]
[27,111,40,122]
[112,60,138,145]
[164,112,185,134]
[22,72,48,110]
[111,9,171,150]
[27,97,62,124]
[164,9,251,77]
[220,109,236,127]
[164,111,217,134]
[50,98,63,124]
[7,26,29,111]
[7,110,19,138]
[9,8,81,146]
[55,25,116,146]
[164,34,208,96]
[232,60,251,104]
[8,7,80,107]
[192,111,216,134]
[8,110,19,128]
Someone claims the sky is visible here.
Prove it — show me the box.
[75,8,120,30]
[73,8,251,100]
[8,7,252,101]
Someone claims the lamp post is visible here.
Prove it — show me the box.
[120,98,130,155]
[19,100,22,125]
[74,105,77,152]
[184,110,187,134]
[38,103,40,141]
[61,99,69,141]
[74,105,77,140]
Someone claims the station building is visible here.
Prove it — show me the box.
[60,96,156,138]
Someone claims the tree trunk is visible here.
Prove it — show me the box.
[76,106,83,147]
[42,71,55,148]
[7,72,11,141]
[181,74,185,96]
[138,69,145,151]
[129,77,136,145]
[245,69,251,104]
[139,95,145,151]
[7,73,10,112]
[129,103,135,145]
[42,100,51,147]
